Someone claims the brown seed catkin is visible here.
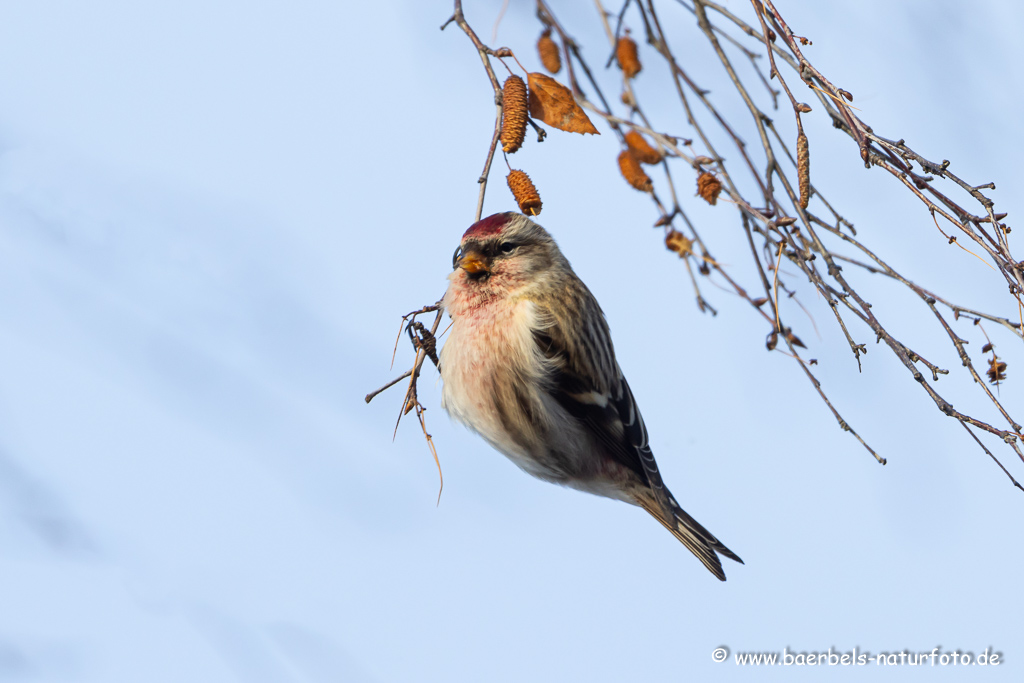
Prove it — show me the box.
[500,76,528,154]
[618,150,652,192]
[537,29,561,74]
[624,130,661,164]
[696,171,722,205]
[616,35,642,79]
[797,132,810,209]
[507,170,542,215]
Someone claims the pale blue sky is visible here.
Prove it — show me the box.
[0,1,1021,681]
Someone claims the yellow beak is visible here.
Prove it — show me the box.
[458,248,490,275]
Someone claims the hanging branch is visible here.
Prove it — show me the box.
[369,0,1023,494]
[366,0,516,500]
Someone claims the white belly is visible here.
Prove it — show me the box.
[439,294,553,477]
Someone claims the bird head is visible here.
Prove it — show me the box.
[451,212,561,289]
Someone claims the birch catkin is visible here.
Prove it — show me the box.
[618,150,652,192]
[537,29,561,74]
[624,130,661,164]
[616,35,641,79]
[797,132,810,209]
[507,170,542,215]
[500,76,528,154]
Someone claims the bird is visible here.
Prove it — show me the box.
[439,211,742,580]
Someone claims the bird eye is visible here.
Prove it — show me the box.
[499,242,516,254]
[452,246,463,269]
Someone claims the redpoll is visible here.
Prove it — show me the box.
[440,212,742,580]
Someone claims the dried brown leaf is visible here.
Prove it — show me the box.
[665,230,693,257]
[697,172,722,205]
[527,72,599,135]
[987,357,1007,384]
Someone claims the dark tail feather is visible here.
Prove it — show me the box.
[637,491,743,581]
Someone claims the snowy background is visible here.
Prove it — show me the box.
[0,1,1022,681]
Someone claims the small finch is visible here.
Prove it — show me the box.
[440,212,742,580]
